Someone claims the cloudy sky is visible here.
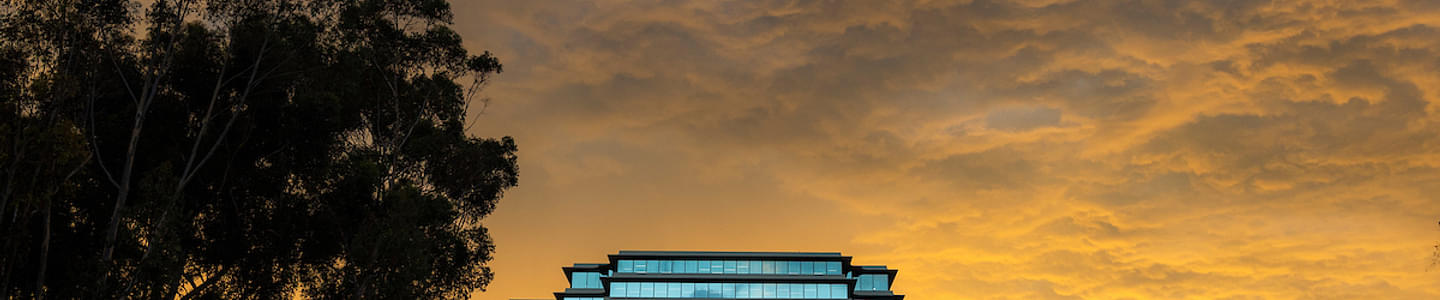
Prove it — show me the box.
[448,1,1440,299]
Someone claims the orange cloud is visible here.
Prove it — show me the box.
[453,1,1440,299]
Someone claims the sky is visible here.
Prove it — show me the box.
[448,1,1440,299]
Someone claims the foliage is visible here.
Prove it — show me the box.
[0,0,517,298]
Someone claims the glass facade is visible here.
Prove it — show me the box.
[570,272,603,288]
[609,282,848,299]
[617,260,842,275]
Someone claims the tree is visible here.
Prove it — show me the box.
[0,0,517,298]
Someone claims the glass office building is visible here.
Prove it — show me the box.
[553,251,903,300]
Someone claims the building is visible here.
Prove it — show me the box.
[552,251,903,300]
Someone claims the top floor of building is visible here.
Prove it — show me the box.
[554,250,902,300]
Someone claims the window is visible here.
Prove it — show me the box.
[855,274,889,291]
[569,272,601,288]
[615,259,845,275]
[619,260,634,273]
[610,282,625,297]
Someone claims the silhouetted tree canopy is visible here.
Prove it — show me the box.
[0,0,517,298]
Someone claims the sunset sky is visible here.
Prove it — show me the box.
[448,1,1440,299]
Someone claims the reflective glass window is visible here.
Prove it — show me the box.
[856,274,891,291]
[570,272,602,288]
[611,282,625,297]
[683,283,695,297]
[619,260,634,273]
[618,259,844,274]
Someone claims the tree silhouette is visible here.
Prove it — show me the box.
[0,0,517,298]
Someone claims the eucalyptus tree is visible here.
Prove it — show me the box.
[0,0,517,298]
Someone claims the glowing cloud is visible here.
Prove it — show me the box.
[454,1,1440,299]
